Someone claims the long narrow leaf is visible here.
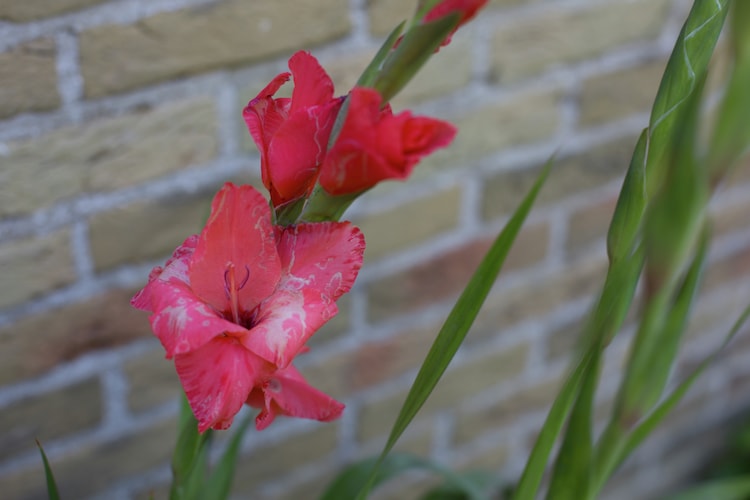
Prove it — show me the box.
[203,416,252,500]
[511,350,593,500]
[356,160,552,499]
[619,302,750,466]
[36,440,61,500]
[644,0,728,195]
[372,13,460,103]
[546,349,600,500]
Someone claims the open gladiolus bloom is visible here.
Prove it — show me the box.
[132,183,365,431]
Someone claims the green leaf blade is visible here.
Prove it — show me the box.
[36,440,61,500]
[356,159,552,499]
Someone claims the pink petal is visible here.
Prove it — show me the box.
[175,337,271,432]
[266,98,342,205]
[241,287,336,368]
[243,72,291,151]
[402,116,457,160]
[131,235,198,311]
[276,222,365,300]
[147,279,248,357]
[247,364,345,431]
[189,184,281,315]
[288,51,335,113]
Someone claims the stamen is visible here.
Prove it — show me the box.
[223,263,251,325]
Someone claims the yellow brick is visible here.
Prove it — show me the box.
[80,0,351,97]
[0,38,59,118]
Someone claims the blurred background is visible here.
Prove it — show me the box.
[1,0,749,498]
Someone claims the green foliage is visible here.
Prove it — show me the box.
[36,440,61,500]
[321,453,494,500]
[347,160,552,499]
[170,394,251,500]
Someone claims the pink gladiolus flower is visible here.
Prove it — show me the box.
[132,183,365,432]
[423,0,489,47]
[319,87,457,195]
[243,51,343,208]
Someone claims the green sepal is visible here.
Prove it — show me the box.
[372,13,460,103]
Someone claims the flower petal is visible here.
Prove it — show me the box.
[243,72,291,152]
[241,287,335,368]
[247,364,345,431]
[175,337,270,432]
[288,51,335,113]
[266,98,342,205]
[189,183,281,315]
[148,279,248,357]
[131,235,198,311]
[277,222,365,300]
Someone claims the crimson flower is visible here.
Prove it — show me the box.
[131,183,365,432]
[243,51,343,207]
[319,87,456,195]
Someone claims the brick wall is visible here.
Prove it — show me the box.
[1,1,749,499]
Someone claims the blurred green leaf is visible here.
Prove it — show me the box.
[663,477,750,500]
[708,1,750,178]
[546,350,600,500]
[372,13,460,103]
[512,350,594,500]
[593,301,750,492]
[420,470,506,500]
[204,416,252,500]
[356,21,407,89]
[36,440,61,500]
[607,129,647,265]
[170,394,211,500]
[322,453,487,500]
[615,74,708,425]
[645,0,728,196]
[354,159,552,500]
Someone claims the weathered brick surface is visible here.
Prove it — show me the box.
[454,379,560,444]
[0,38,59,119]
[0,378,101,460]
[0,418,176,499]
[307,293,352,347]
[1,98,217,218]
[713,196,750,238]
[423,89,561,171]
[0,230,75,309]
[0,288,150,385]
[579,59,667,127]
[703,246,750,293]
[124,345,180,414]
[79,0,351,97]
[354,186,462,262]
[490,0,671,83]
[481,135,636,220]
[358,342,529,441]
[304,322,439,398]
[0,0,104,22]
[367,222,548,322]
[566,195,617,258]
[88,187,216,272]
[367,0,414,37]
[544,316,585,363]
[231,424,339,494]
[468,255,608,346]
